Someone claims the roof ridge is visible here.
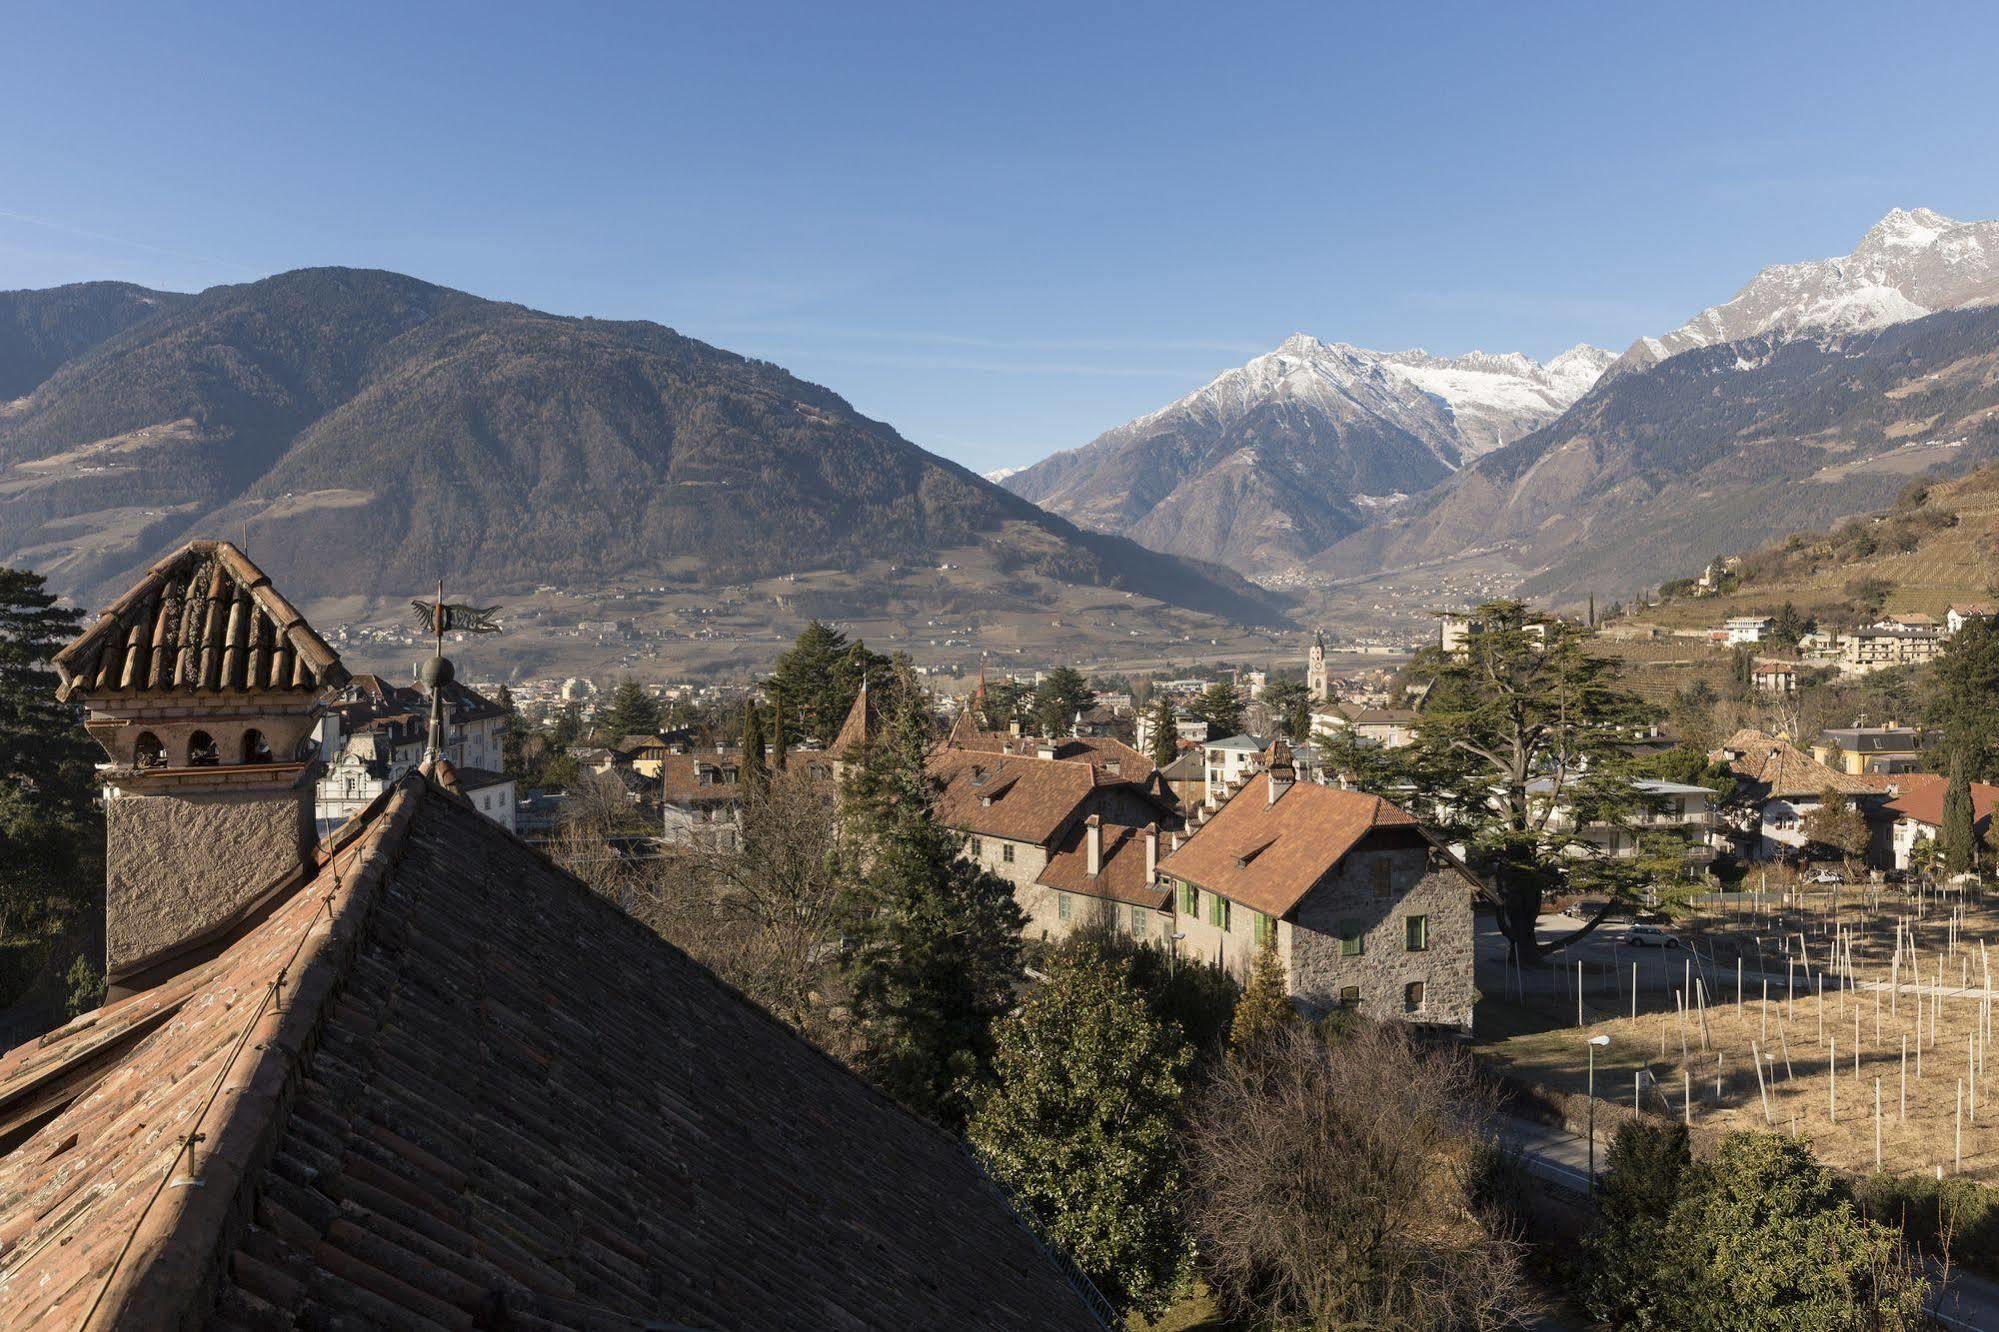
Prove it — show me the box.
[82,776,425,1324]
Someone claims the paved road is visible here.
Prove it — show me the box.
[1494,1114,1999,1329]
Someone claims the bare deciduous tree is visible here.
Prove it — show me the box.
[1184,1023,1540,1331]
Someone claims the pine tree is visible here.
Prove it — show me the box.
[1929,617,1999,781]
[740,703,769,803]
[1148,696,1177,769]
[1943,749,1977,876]
[1031,665,1092,738]
[1187,681,1242,737]
[1228,936,1296,1051]
[1582,1122,1692,1327]
[768,621,891,747]
[597,679,662,741]
[0,567,97,942]
[968,944,1191,1318]
[839,670,1025,1128]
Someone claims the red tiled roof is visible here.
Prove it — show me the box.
[52,539,346,699]
[1158,776,1429,918]
[942,729,1156,779]
[0,775,1098,1329]
[655,751,743,804]
[828,680,876,758]
[1036,821,1169,910]
[930,748,1103,846]
[1884,779,1999,835]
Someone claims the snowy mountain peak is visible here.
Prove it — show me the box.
[1622,207,1999,370]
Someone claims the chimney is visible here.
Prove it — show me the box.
[52,540,347,996]
[1085,814,1102,877]
[1267,736,1296,806]
[1144,821,1158,880]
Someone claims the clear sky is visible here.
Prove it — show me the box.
[7,2,1999,474]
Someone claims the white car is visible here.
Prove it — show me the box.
[1810,870,1842,884]
[1626,923,1682,949]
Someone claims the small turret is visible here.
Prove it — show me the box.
[53,540,346,990]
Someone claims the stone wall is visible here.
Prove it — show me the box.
[105,784,313,972]
[1288,838,1475,1030]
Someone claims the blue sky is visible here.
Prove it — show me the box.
[7,2,1999,473]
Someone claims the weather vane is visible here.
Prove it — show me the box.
[409,580,503,764]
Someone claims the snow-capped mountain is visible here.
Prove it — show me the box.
[983,465,1021,483]
[999,334,1611,572]
[1621,207,1999,370]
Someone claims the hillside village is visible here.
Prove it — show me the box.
[8,530,1999,1327]
[17,21,1999,1325]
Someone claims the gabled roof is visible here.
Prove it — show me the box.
[0,775,1098,1329]
[1883,778,1999,836]
[1158,775,1437,918]
[52,539,346,699]
[1035,821,1169,911]
[930,748,1105,846]
[1713,729,1880,799]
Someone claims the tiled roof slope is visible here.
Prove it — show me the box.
[0,776,1099,1330]
[1712,729,1880,799]
[1158,776,1434,918]
[52,540,347,700]
[1884,778,1999,837]
[1036,822,1168,910]
[930,748,1105,846]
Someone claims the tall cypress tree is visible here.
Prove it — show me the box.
[1148,696,1177,769]
[770,695,789,771]
[740,703,769,803]
[838,669,1025,1128]
[1943,748,1977,876]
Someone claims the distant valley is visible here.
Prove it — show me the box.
[0,269,1289,678]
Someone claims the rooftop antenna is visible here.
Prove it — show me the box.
[408,578,502,764]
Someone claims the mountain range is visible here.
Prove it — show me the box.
[1615,207,1999,372]
[1001,335,1614,571]
[1001,206,1999,606]
[0,269,1282,627]
[1310,209,1999,604]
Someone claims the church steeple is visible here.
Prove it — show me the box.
[1306,629,1329,702]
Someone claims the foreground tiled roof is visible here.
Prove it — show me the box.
[1158,776,1436,918]
[52,540,347,699]
[1035,821,1168,910]
[1713,729,1880,799]
[0,775,1099,1330]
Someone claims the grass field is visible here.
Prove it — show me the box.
[1479,887,1999,1183]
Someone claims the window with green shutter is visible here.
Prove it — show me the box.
[1405,914,1429,952]
[1209,894,1230,931]
[1057,892,1071,921]
[1253,911,1276,945]
[1339,919,1364,956]
[1178,880,1199,916]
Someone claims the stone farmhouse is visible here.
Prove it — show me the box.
[1157,750,1478,1029]
[0,540,1105,1329]
[929,746,1181,943]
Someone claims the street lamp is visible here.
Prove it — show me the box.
[1587,1034,1611,1193]
[1170,932,1186,979]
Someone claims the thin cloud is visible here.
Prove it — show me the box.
[0,208,255,276]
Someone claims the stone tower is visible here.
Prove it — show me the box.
[52,540,347,989]
[1306,629,1329,702]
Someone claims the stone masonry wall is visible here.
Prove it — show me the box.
[105,785,313,972]
[1288,840,1475,1030]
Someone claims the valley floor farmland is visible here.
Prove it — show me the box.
[1477,888,1999,1184]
